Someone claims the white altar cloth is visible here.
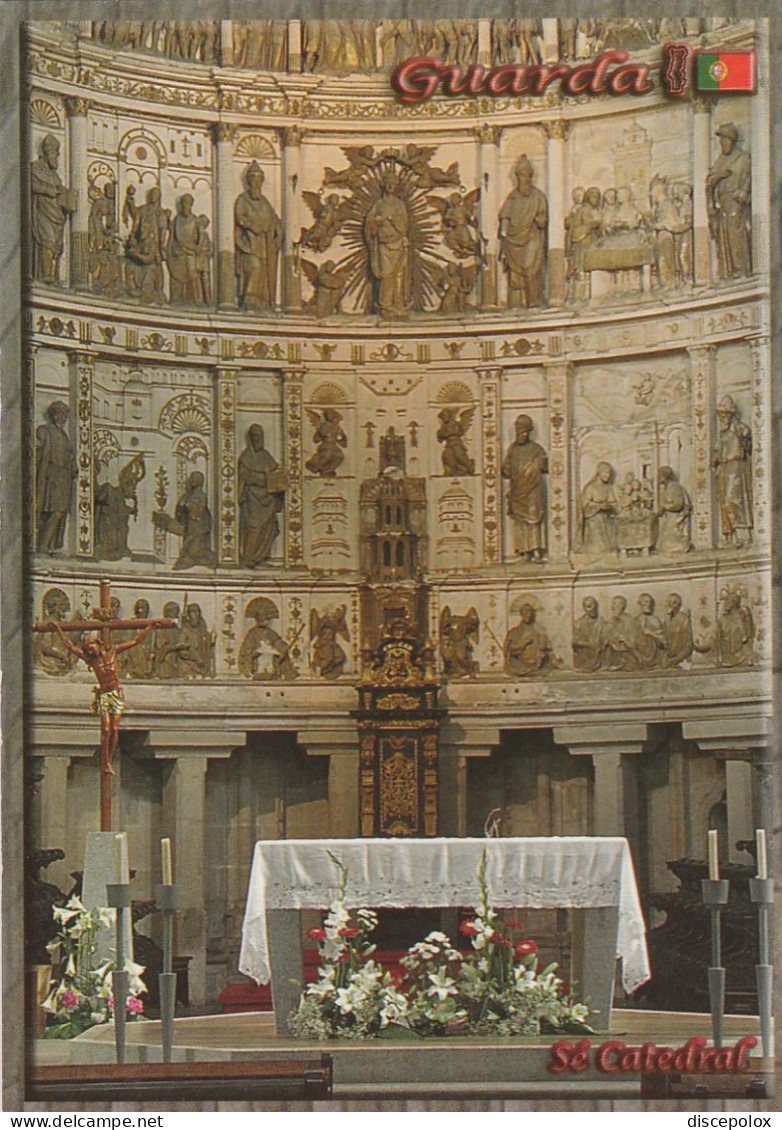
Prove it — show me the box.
[238,836,650,993]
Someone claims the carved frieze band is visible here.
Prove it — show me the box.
[546,361,571,560]
[71,350,95,556]
[216,367,239,564]
[688,343,716,550]
[476,366,502,564]
[283,369,305,566]
[750,334,770,547]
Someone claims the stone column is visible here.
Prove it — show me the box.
[541,19,559,63]
[476,366,502,564]
[725,757,753,864]
[220,20,234,65]
[328,752,359,837]
[474,125,500,309]
[591,754,627,837]
[750,335,771,547]
[751,747,773,836]
[215,366,239,565]
[64,96,91,290]
[282,368,305,567]
[687,344,716,549]
[477,19,491,65]
[543,121,569,305]
[69,349,95,557]
[33,755,73,892]
[751,22,769,276]
[212,123,237,308]
[692,97,713,286]
[160,755,209,1006]
[280,127,303,311]
[545,361,571,561]
[288,20,302,71]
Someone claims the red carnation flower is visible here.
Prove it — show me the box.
[490,932,510,947]
[514,939,537,959]
[338,926,358,938]
[459,921,478,936]
[306,927,326,941]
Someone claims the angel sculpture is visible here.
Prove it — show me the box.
[439,605,480,678]
[305,407,348,477]
[437,261,477,315]
[429,190,481,258]
[401,144,461,190]
[310,604,349,679]
[323,145,376,191]
[437,405,476,476]
[302,259,350,318]
[301,192,348,253]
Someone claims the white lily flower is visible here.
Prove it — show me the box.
[426,967,456,1000]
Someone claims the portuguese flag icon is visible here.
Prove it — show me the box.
[695,52,755,92]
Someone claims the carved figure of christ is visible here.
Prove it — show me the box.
[33,579,176,831]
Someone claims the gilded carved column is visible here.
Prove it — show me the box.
[288,20,302,72]
[477,19,491,65]
[281,126,303,311]
[476,366,502,564]
[545,360,571,560]
[220,20,234,65]
[543,121,569,306]
[692,97,713,286]
[64,96,91,290]
[282,368,305,566]
[69,349,95,556]
[474,125,500,309]
[687,343,716,550]
[215,366,239,565]
[750,334,771,547]
[212,122,238,308]
[541,19,559,63]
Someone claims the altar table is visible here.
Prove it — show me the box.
[238,837,650,1033]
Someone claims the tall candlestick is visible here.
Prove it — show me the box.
[115,833,129,884]
[161,837,173,885]
[755,828,768,880]
[708,829,719,880]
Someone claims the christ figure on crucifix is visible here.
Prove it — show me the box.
[50,621,155,776]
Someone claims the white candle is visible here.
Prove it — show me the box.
[115,833,129,884]
[708,829,719,880]
[161,837,173,885]
[756,828,768,880]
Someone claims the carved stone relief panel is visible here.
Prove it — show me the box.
[236,373,286,567]
[500,368,547,564]
[713,342,754,551]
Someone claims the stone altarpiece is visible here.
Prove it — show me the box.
[23,17,771,1007]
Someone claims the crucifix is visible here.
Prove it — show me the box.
[33,579,176,832]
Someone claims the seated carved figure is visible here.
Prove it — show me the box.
[504,604,552,677]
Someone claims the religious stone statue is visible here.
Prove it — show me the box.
[301,193,347,253]
[118,599,155,679]
[171,603,214,679]
[31,134,76,284]
[662,593,694,669]
[429,190,481,259]
[167,193,202,305]
[439,606,479,678]
[706,123,752,280]
[712,394,753,548]
[655,466,692,555]
[633,593,666,669]
[715,588,755,668]
[88,182,121,296]
[125,185,169,304]
[238,424,285,567]
[504,604,553,677]
[572,596,609,673]
[502,415,548,561]
[566,185,602,302]
[153,470,217,570]
[153,601,182,679]
[94,455,145,562]
[234,162,282,311]
[498,156,548,308]
[195,215,213,305]
[35,400,77,555]
[310,605,349,679]
[364,172,413,317]
[33,589,78,676]
[302,259,349,318]
[305,409,348,478]
[617,472,656,556]
[238,598,297,680]
[604,595,640,671]
[437,407,475,476]
[580,463,618,555]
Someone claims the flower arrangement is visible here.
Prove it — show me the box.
[41,896,147,1039]
[289,851,592,1041]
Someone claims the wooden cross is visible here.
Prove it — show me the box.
[33,579,176,832]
